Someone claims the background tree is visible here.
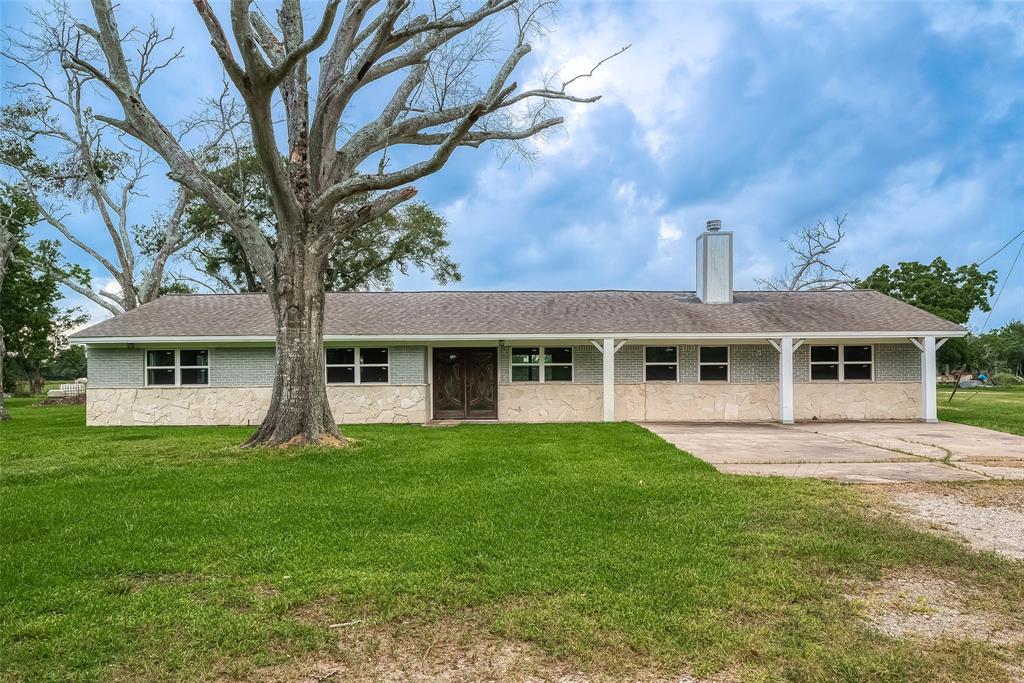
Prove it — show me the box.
[975,321,1024,377]
[1,7,199,315]
[42,345,88,382]
[1,234,87,396]
[858,258,997,325]
[756,215,856,291]
[859,257,998,368]
[180,147,460,292]
[0,186,39,419]
[52,0,621,446]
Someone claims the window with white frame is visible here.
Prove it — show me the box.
[644,346,678,381]
[699,346,729,381]
[510,347,573,382]
[809,345,873,381]
[145,349,209,386]
[325,347,389,384]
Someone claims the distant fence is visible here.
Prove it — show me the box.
[57,383,86,397]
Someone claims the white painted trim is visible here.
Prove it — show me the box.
[921,336,938,422]
[144,348,210,387]
[697,345,730,383]
[74,329,969,345]
[324,346,391,385]
[508,345,574,384]
[643,345,680,382]
[807,344,875,382]
[602,337,615,422]
[780,337,794,424]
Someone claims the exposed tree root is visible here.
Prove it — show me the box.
[242,431,351,449]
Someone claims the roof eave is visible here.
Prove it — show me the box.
[71,328,969,345]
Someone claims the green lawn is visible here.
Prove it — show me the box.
[2,401,1023,682]
[939,385,1024,435]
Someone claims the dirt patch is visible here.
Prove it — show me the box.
[233,612,725,683]
[863,483,1024,560]
[33,394,86,406]
[849,569,1023,644]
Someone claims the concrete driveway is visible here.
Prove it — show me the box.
[639,421,1024,483]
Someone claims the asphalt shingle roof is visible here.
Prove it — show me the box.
[70,290,965,340]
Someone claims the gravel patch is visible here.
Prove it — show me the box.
[883,485,1024,560]
[850,571,1022,643]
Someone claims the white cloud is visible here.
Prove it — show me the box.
[657,217,682,242]
[924,3,1024,53]
[528,2,729,160]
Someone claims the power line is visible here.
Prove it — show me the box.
[978,227,1024,266]
[980,236,1024,333]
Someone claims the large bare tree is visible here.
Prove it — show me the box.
[1,10,201,314]
[55,0,620,446]
[756,215,856,292]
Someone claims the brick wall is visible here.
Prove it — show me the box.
[211,347,276,386]
[794,343,920,383]
[388,346,427,384]
[729,344,779,383]
[88,345,426,388]
[87,347,144,388]
[615,345,643,383]
[88,342,919,389]
[875,343,921,381]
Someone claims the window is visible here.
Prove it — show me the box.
[842,345,873,381]
[145,349,209,386]
[325,347,389,384]
[810,345,873,381]
[510,346,573,382]
[699,346,729,382]
[644,346,678,381]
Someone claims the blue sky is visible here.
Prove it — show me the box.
[3,0,1023,330]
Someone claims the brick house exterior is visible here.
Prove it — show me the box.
[70,226,964,427]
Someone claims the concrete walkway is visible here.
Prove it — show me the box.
[639,421,1024,483]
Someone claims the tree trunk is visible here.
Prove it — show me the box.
[0,321,9,421]
[243,235,344,447]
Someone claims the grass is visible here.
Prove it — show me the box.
[2,401,1023,682]
[938,385,1024,435]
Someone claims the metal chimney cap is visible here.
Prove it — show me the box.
[706,219,722,232]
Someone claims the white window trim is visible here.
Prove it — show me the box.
[698,345,730,383]
[643,345,679,382]
[325,346,391,385]
[509,346,574,383]
[809,344,874,382]
[145,349,210,387]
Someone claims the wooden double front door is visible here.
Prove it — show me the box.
[432,348,498,420]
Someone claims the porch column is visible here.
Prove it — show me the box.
[921,336,938,422]
[779,337,795,424]
[602,337,615,422]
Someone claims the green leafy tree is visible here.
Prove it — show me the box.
[859,258,996,325]
[1,236,87,396]
[976,321,1024,376]
[0,186,40,418]
[180,148,460,293]
[43,345,87,382]
[859,258,998,367]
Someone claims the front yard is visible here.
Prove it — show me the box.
[939,385,1024,436]
[2,400,1023,682]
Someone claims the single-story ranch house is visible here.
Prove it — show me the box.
[71,222,965,427]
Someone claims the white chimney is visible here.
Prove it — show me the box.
[695,219,733,304]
